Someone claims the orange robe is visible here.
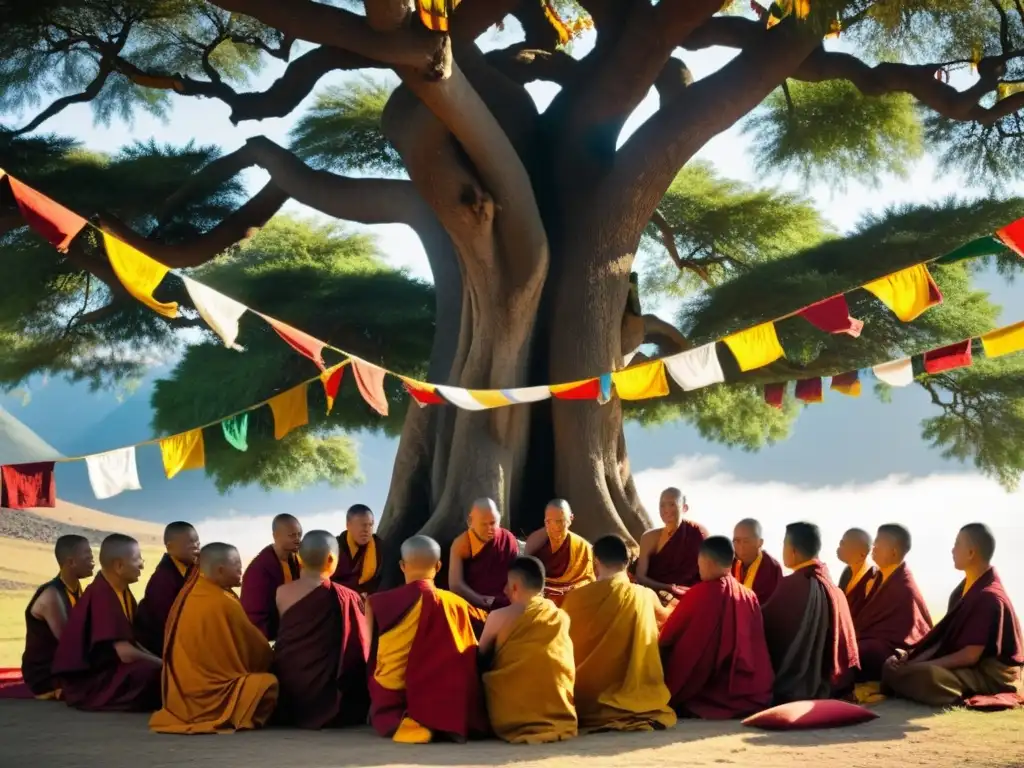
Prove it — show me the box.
[149,571,278,734]
[535,532,594,607]
[839,563,878,620]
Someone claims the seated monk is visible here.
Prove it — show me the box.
[561,535,677,733]
[150,542,278,733]
[21,535,95,699]
[761,522,859,702]
[332,503,384,595]
[855,524,932,681]
[240,513,302,640]
[660,536,774,719]
[523,499,594,606]
[837,527,878,620]
[449,498,520,610]
[274,530,370,729]
[478,556,577,743]
[135,521,199,656]
[636,487,707,604]
[883,523,1023,707]
[731,518,783,605]
[51,534,162,711]
[367,535,489,743]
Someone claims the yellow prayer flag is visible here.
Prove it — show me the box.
[981,321,1024,359]
[102,233,178,318]
[862,264,941,322]
[722,322,785,372]
[268,384,309,440]
[159,429,205,479]
[468,390,514,408]
[611,360,670,401]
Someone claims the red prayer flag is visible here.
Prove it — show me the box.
[924,340,973,374]
[403,381,445,407]
[352,359,389,416]
[0,463,56,509]
[795,377,823,403]
[261,314,327,371]
[551,379,601,400]
[830,370,861,397]
[996,217,1024,257]
[7,177,88,252]
[321,364,345,414]
[798,295,864,337]
[764,382,785,408]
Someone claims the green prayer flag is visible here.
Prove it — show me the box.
[222,413,248,452]
[934,236,1006,265]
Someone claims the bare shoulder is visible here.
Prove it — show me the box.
[524,528,547,551]
[639,528,661,549]
[30,584,57,613]
[450,531,470,559]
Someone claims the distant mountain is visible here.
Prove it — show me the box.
[0,405,63,464]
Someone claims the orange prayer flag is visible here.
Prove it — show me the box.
[830,371,862,397]
[268,384,310,440]
[402,378,446,407]
[351,359,389,417]
[418,0,458,31]
[261,314,327,371]
[7,176,88,252]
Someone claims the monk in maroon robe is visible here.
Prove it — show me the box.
[855,524,932,681]
[524,500,594,606]
[332,504,384,595]
[884,523,1023,707]
[21,535,94,697]
[837,528,878,620]
[660,537,773,719]
[761,522,859,702]
[135,521,199,656]
[449,498,520,611]
[636,488,707,604]
[52,534,162,711]
[367,535,489,743]
[274,530,370,729]
[240,513,302,640]
[731,518,783,605]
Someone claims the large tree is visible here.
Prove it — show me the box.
[3,0,1024,561]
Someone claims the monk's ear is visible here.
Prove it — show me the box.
[326,552,336,571]
[433,560,442,577]
[399,560,407,574]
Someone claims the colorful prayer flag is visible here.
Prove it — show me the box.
[981,321,1024,359]
[402,379,446,407]
[873,358,914,387]
[764,382,785,408]
[221,414,249,452]
[611,360,669,401]
[798,295,864,337]
[0,463,56,509]
[102,233,178,319]
[550,379,601,400]
[417,0,456,31]
[830,371,862,397]
[936,236,1007,265]
[352,359,389,416]
[469,390,515,409]
[84,447,141,500]
[996,216,1024,257]
[183,277,246,350]
[436,386,490,410]
[500,386,551,404]
[664,343,725,391]
[862,264,942,322]
[723,322,785,372]
[598,373,613,404]
[7,176,87,252]
[262,315,327,371]
[159,430,205,479]
[268,384,309,440]
[795,377,823,403]
[320,363,346,414]
[923,340,972,374]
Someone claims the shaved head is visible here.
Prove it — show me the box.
[735,518,762,538]
[200,542,243,589]
[99,534,138,569]
[164,521,200,564]
[401,535,441,564]
[55,535,94,580]
[299,529,339,571]
[960,523,996,563]
[55,534,89,564]
[837,527,872,566]
[273,513,299,532]
[163,521,195,545]
[468,498,501,542]
[346,504,373,521]
[272,513,302,554]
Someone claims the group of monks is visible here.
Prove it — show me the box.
[15,487,1024,744]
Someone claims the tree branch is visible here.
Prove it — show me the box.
[642,313,691,355]
[9,61,114,135]
[485,45,579,87]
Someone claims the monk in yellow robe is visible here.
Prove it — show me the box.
[367,535,490,743]
[524,500,594,606]
[478,556,577,743]
[561,535,676,733]
[149,543,278,734]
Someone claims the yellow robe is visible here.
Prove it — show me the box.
[483,596,578,743]
[560,572,676,732]
[149,574,278,734]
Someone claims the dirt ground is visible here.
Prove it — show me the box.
[1,699,1022,768]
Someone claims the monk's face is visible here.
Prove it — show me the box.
[871,533,901,569]
[347,513,374,547]
[781,536,800,569]
[658,491,684,527]
[116,543,144,584]
[68,542,96,580]
[168,528,200,565]
[836,531,868,565]
[952,530,974,571]
[544,506,571,546]
[274,519,303,554]
[469,507,500,542]
[732,524,762,566]
[216,550,244,589]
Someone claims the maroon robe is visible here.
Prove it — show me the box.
[761,561,860,703]
[659,575,774,719]
[273,580,370,729]
[854,562,933,680]
[134,554,189,657]
[462,527,519,609]
[51,573,161,711]
[839,563,878,620]
[240,544,300,641]
[331,533,384,594]
[647,520,708,589]
[21,575,79,695]
[731,551,783,605]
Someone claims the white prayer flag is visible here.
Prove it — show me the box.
[501,386,551,404]
[436,385,489,410]
[664,343,726,391]
[85,447,142,500]
[183,277,247,350]
[873,358,914,387]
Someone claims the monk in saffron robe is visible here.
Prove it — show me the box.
[478,556,577,743]
[855,524,932,681]
[332,503,384,595]
[367,535,489,743]
[837,528,878,620]
[274,530,370,729]
[135,521,199,656]
[636,487,707,604]
[449,498,520,610]
[52,534,162,711]
[21,535,94,698]
[660,536,774,719]
[731,518,783,604]
[883,523,1023,707]
[240,513,302,640]
[761,522,859,702]
[524,499,594,606]
[561,535,677,733]
[150,542,278,733]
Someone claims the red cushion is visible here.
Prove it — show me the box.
[742,699,878,730]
